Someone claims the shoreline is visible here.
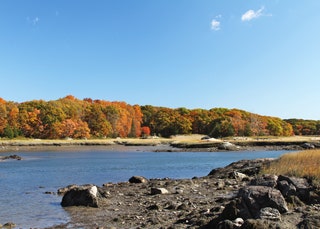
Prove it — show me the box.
[1,136,319,153]
[47,158,320,229]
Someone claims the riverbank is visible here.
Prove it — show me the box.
[0,135,319,153]
[47,158,320,229]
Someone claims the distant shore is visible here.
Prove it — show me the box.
[1,135,319,153]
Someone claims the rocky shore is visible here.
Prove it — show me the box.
[47,158,320,229]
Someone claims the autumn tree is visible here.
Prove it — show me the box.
[84,103,112,138]
[0,98,8,136]
[141,126,151,138]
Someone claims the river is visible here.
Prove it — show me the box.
[0,149,293,228]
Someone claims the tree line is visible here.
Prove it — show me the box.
[0,95,318,139]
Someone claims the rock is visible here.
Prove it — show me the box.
[0,154,22,161]
[3,222,16,228]
[233,218,244,227]
[151,187,169,195]
[242,219,282,229]
[129,176,149,183]
[57,184,79,195]
[218,198,252,221]
[233,171,249,181]
[302,143,315,149]
[250,174,278,188]
[258,207,281,221]
[61,185,103,208]
[277,180,296,198]
[208,159,274,178]
[238,186,288,217]
[218,142,239,151]
[278,175,310,201]
[217,220,234,229]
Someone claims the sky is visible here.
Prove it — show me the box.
[0,0,319,120]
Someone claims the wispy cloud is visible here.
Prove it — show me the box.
[27,16,40,25]
[241,7,264,22]
[211,15,222,31]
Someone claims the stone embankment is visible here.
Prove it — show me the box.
[51,158,320,229]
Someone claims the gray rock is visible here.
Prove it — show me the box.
[61,185,102,208]
[129,176,149,183]
[238,186,288,217]
[151,187,169,195]
[250,174,278,188]
[258,207,281,221]
[302,143,315,149]
[278,175,310,201]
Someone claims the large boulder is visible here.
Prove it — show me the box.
[238,186,288,217]
[61,185,103,208]
[277,175,311,202]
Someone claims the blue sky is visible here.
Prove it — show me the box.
[0,0,319,120]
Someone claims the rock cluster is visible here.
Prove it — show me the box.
[0,154,22,161]
[54,159,320,229]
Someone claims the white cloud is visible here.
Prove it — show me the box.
[211,19,221,31]
[241,7,264,21]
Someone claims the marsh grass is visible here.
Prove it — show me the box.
[262,150,320,186]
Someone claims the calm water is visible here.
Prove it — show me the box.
[0,149,293,228]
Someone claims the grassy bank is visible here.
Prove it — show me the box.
[262,149,320,185]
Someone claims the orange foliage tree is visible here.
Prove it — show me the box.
[0,96,303,139]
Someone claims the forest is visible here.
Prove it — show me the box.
[0,95,318,139]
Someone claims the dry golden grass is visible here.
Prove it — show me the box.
[262,150,320,182]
